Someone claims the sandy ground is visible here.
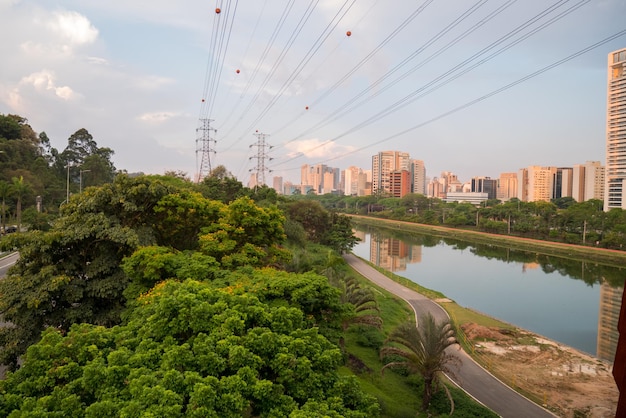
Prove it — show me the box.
[461,323,618,418]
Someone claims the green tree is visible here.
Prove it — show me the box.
[199,165,246,203]
[199,196,288,268]
[0,279,379,417]
[58,128,117,193]
[286,200,330,242]
[381,313,460,412]
[10,175,31,230]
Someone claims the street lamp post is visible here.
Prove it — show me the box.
[80,170,91,193]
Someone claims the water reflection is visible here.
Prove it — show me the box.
[353,223,625,362]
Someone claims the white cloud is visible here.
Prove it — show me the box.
[138,111,179,123]
[48,11,98,46]
[13,70,78,103]
[285,138,355,159]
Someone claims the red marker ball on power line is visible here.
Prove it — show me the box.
[236,69,240,74]
[215,8,221,14]
[346,30,352,37]
[305,106,309,110]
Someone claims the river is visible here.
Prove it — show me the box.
[351,223,625,362]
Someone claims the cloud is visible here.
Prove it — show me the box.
[48,11,98,46]
[284,137,355,159]
[20,70,77,99]
[5,70,79,111]
[138,111,180,123]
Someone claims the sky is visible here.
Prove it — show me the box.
[0,0,624,186]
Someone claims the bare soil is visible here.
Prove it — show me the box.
[461,323,618,418]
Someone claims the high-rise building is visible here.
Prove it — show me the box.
[272,176,283,195]
[605,48,626,210]
[372,151,410,194]
[518,166,556,202]
[572,161,605,202]
[411,159,426,195]
[389,170,411,198]
[343,166,358,196]
[471,176,497,200]
[497,172,518,201]
[553,167,573,200]
[300,164,338,194]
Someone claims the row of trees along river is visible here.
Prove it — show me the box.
[311,190,626,251]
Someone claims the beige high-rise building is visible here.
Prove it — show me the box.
[497,172,518,201]
[372,151,410,194]
[572,161,605,202]
[518,166,557,202]
[411,159,426,195]
[605,48,626,210]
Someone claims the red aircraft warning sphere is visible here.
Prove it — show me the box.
[346,30,351,37]
[305,106,309,110]
[236,69,240,74]
[201,99,205,102]
[215,8,221,14]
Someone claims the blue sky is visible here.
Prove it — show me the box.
[0,0,624,185]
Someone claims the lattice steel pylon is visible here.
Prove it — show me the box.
[249,131,273,186]
[196,118,217,182]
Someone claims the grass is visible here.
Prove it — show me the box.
[342,267,499,417]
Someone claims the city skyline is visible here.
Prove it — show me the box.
[0,2,624,182]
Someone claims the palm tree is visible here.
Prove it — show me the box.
[11,176,31,231]
[0,180,10,233]
[381,313,460,413]
[339,277,382,331]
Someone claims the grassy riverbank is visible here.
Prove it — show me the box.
[350,214,626,267]
[342,264,500,417]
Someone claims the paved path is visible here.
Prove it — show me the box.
[344,253,556,418]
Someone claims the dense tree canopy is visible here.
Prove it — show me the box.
[0,175,289,366]
[0,280,379,417]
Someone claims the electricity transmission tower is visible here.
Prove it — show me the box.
[249,131,273,186]
[196,118,216,182]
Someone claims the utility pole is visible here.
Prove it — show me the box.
[196,118,216,182]
[249,131,272,187]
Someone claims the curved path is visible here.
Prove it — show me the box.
[344,253,556,418]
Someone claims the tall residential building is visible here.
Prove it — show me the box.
[300,164,337,194]
[372,151,410,194]
[411,159,426,195]
[389,170,411,198]
[572,161,605,202]
[518,166,557,202]
[272,176,283,195]
[497,172,518,201]
[344,166,360,196]
[605,48,626,210]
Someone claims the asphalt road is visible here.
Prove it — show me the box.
[0,252,19,278]
[344,253,556,418]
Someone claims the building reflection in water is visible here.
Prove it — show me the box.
[369,237,422,272]
[598,283,623,362]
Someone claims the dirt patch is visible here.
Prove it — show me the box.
[461,323,618,418]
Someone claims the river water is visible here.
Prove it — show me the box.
[352,223,625,362]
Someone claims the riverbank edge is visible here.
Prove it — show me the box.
[348,214,626,267]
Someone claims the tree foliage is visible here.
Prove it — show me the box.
[0,280,379,417]
[0,176,289,366]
